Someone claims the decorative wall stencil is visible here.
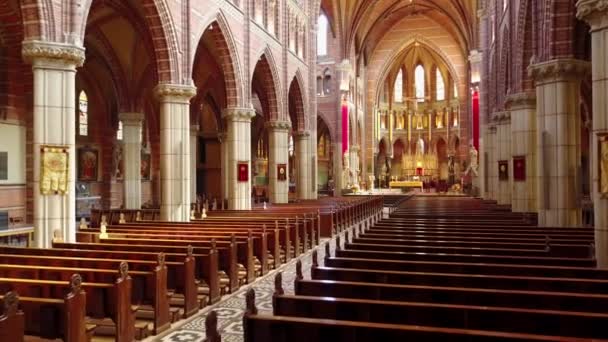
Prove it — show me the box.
[513,156,526,181]
[77,147,98,181]
[0,152,7,180]
[498,160,508,181]
[277,164,287,181]
[40,145,69,195]
[600,134,608,197]
[237,162,249,182]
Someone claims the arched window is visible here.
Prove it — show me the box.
[454,83,458,98]
[116,121,123,140]
[289,135,294,157]
[393,69,403,103]
[317,14,328,56]
[415,65,425,102]
[78,91,89,136]
[436,68,445,101]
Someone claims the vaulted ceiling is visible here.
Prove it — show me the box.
[321,0,478,63]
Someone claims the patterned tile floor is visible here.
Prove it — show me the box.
[153,236,337,342]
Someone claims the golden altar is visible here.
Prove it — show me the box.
[389,180,423,190]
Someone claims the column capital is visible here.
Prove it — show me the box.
[505,92,536,110]
[350,145,360,152]
[222,107,256,122]
[265,120,291,131]
[217,132,227,142]
[293,130,311,139]
[577,0,608,29]
[22,40,85,69]
[118,112,144,124]
[154,84,196,103]
[190,124,200,133]
[491,111,511,124]
[528,59,591,84]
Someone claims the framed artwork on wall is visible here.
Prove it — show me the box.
[498,160,508,181]
[77,147,98,182]
[599,134,608,197]
[513,156,526,181]
[277,164,287,181]
[237,162,249,182]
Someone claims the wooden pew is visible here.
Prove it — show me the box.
[1,266,134,342]
[0,245,201,316]
[53,241,222,300]
[0,255,171,335]
[0,291,24,342]
[274,272,608,339]
[244,287,602,342]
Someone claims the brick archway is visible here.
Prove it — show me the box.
[288,76,306,131]
[79,0,179,83]
[252,53,281,121]
[193,18,242,109]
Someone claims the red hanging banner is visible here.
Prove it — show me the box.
[472,90,480,150]
[342,100,349,155]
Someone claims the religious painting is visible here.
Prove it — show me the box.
[141,152,151,180]
[277,164,287,181]
[498,160,508,181]
[600,134,608,197]
[237,162,249,182]
[77,147,98,182]
[40,145,69,195]
[513,156,526,182]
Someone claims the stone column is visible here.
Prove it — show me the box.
[223,108,255,209]
[22,41,85,247]
[190,125,199,203]
[494,112,512,206]
[529,59,590,227]
[507,93,537,213]
[218,132,228,206]
[486,124,498,201]
[295,130,310,199]
[119,112,144,209]
[266,120,290,203]
[577,0,608,266]
[350,145,361,188]
[155,84,196,221]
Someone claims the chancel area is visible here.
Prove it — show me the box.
[0,0,607,341]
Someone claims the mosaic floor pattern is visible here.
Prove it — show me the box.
[153,236,337,342]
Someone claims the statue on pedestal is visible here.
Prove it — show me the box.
[342,152,351,188]
[465,144,479,177]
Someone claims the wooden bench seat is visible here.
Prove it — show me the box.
[311,265,608,294]
[0,267,134,342]
[244,288,605,342]
[0,245,201,316]
[53,242,222,303]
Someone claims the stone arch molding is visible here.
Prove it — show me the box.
[372,35,462,105]
[253,46,284,121]
[77,0,180,83]
[195,10,245,108]
[290,68,308,130]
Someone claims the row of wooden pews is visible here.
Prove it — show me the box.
[0,196,382,341]
[242,196,607,341]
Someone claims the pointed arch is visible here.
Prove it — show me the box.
[373,36,461,106]
[252,47,283,121]
[79,0,179,83]
[195,11,244,108]
[288,70,307,131]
